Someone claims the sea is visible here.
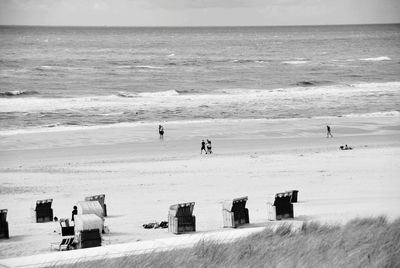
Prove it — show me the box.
[1,24,399,134]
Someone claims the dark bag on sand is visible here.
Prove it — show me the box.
[158,221,168,228]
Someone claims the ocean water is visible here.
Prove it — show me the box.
[1,24,399,133]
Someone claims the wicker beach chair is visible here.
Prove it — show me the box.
[267,192,296,220]
[168,202,196,234]
[222,196,249,228]
[34,199,53,223]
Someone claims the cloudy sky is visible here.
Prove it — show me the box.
[1,0,399,26]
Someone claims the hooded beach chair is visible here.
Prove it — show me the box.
[34,199,53,223]
[74,214,103,249]
[0,209,9,239]
[222,196,249,228]
[168,202,196,234]
[85,194,107,217]
[50,219,75,251]
[267,192,296,220]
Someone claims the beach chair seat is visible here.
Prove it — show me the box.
[168,202,196,234]
[222,196,249,228]
[51,236,75,251]
[60,218,75,236]
[80,229,102,248]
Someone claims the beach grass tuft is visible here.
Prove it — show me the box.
[48,216,400,268]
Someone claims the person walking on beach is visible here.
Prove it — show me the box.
[326,125,333,138]
[201,140,207,154]
[206,139,212,154]
[158,125,164,139]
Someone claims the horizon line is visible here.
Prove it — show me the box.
[1,22,399,28]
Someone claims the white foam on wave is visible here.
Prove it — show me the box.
[282,60,309,65]
[134,65,164,69]
[360,56,391,61]
[342,111,400,118]
[137,90,179,97]
[1,82,399,114]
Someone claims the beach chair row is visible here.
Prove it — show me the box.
[169,190,299,234]
[0,190,298,249]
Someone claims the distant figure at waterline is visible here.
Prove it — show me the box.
[326,125,333,138]
[206,139,212,154]
[159,125,164,139]
[201,140,207,154]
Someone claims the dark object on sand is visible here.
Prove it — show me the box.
[222,196,249,228]
[159,221,168,228]
[0,209,9,239]
[168,202,196,234]
[85,194,107,217]
[340,145,353,150]
[143,222,158,229]
[35,199,53,223]
[142,221,168,229]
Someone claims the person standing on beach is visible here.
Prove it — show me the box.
[201,140,207,154]
[159,125,164,139]
[71,206,77,221]
[206,139,212,154]
[326,125,333,138]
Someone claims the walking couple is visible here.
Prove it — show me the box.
[201,139,212,154]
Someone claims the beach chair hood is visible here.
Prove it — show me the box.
[222,196,248,211]
[77,201,103,218]
[74,214,103,232]
[169,202,195,217]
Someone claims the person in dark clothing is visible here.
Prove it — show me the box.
[206,139,212,154]
[326,125,333,138]
[71,206,77,221]
[159,125,164,139]
[201,140,207,154]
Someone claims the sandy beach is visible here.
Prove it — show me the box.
[0,115,399,259]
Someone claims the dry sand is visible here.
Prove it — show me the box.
[0,116,399,260]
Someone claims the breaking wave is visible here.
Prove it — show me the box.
[360,56,391,61]
[282,60,309,65]
[0,90,39,97]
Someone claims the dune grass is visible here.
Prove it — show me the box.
[50,216,400,268]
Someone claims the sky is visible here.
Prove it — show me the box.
[0,0,399,26]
